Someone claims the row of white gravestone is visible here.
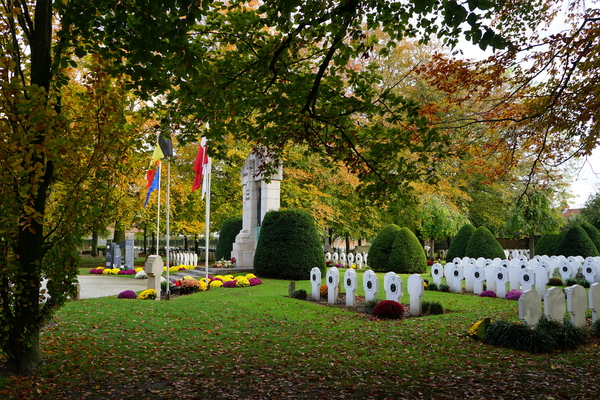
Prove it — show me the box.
[519,283,600,328]
[309,267,426,316]
[430,255,600,298]
[324,251,368,268]
[168,251,198,267]
[504,249,530,260]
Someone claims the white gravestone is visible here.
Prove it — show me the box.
[193,253,198,267]
[339,252,347,268]
[519,289,542,327]
[448,264,464,293]
[344,269,357,307]
[325,252,331,261]
[544,287,566,322]
[408,274,424,316]
[570,260,581,279]
[493,258,502,267]
[326,267,340,304]
[476,257,486,267]
[444,262,453,284]
[347,253,354,266]
[384,272,403,303]
[528,258,539,270]
[145,255,163,301]
[310,267,322,301]
[493,266,509,299]
[464,259,477,292]
[363,270,379,302]
[559,261,573,282]
[589,283,600,323]
[431,263,444,286]
[565,285,587,328]
[231,149,282,268]
[519,267,535,293]
[533,264,549,297]
[546,258,558,277]
[472,265,485,295]
[507,260,521,291]
[363,252,368,267]
[332,252,339,264]
[583,261,598,284]
[485,263,497,293]
[355,253,363,269]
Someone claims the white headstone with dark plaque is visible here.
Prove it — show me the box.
[519,267,535,293]
[344,269,357,306]
[363,270,378,302]
[384,272,402,303]
[493,266,509,299]
[326,267,339,304]
[310,267,322,301]
[431,263,443,286]
[472,265,485,295]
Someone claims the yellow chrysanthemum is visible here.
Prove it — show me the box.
[135,267,143,273]
[210,280,223,288]
[245,273,256,279]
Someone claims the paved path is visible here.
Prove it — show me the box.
[77,276,149,299]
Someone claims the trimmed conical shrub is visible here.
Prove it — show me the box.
[465,226,505,260]
[215,215,243,261]
[580,222,600,255]
[369,224,402,272]
[446,223,476,262]
[554,225,599,258]
[535,233,559,257]
[552,228,570,256]
[253,209,325,280]
[388,227,427,274]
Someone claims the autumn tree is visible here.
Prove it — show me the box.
[0,0,548,375]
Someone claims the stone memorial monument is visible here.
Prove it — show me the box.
[231,149,282,268]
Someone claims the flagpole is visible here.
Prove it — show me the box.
[205,159,212,287]
[165,159,171,299]
[156,162,161,256]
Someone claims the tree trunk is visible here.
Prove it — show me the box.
[113,222,126,244]
[345,233,350,255]
[91,230,99,257]
[4,0,54,375]
[143,224,147,254]
[529,232,535,258]
[184,235,188,250]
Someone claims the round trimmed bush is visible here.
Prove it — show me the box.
[215,215,243,261]
[554,225,599,258]
[535,233,559,257]
[253,209,325,280]
[465,226,505,260]
[446,223,476,262]
[580,222,600,255]
[369,224,402,272]
[548,277,563,286]
[292,289,307,300]
[372,300,404,319]
[388,227,427,274]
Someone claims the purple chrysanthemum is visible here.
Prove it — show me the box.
[223,280,237,288]
[505,289,522,300]
[210,277,223,282]
[479,290,497,298]
[117,290,138,299]
[249,277,262,286]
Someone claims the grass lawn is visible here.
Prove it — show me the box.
[1,270,599,399]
